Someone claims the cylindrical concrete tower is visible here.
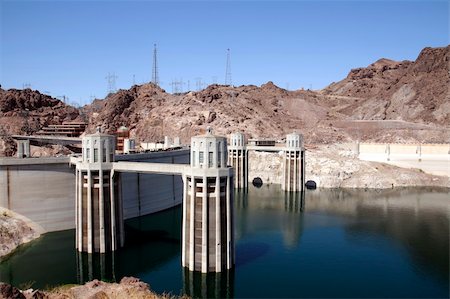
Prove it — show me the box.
[16,139,30,158]
[282,132,305,191]
[228,132,248,189]
[182,128,235,273]
[75,129,124,253]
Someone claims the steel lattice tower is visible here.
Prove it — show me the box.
[105,72,118,95]
[225,48,232,86]
[152,44,159,86]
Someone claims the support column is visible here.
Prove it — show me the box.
[294,151,297,191]
[301,150,305,191]
[99,170,105,253]
[87,170,93,253]
[189,177,195,271]
[110,172,116,251]
[215,176,222,272]
[201,176,208,273]
[226,175,232,269]
[287,151,291,191]
[75,169,79,250]
[78,170,83,250]
[182,175,187,266]
[118,173,125,247]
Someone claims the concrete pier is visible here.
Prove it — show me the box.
[182,129,235,272]
[75,131,123,253]
[228,132,248,189]
[282,132,304,191]
[228,132,305,191]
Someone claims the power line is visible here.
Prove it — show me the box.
[152,43,159,86]
[225,48,232,86]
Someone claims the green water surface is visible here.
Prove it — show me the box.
[0,186,448,298]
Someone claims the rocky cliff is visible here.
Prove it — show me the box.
[322,45,450,125]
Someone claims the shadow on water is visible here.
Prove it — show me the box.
[235,242,270,267]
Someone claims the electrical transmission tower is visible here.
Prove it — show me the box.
[152,44,159,86]
[195,77,206,91]
[225,48,232,86]
[105,72,118,95]
[171,78,185,94]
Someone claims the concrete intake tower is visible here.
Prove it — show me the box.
[74,128,235,273]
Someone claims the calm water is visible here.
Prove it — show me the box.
[0,186,448,298]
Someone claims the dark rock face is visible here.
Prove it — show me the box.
[0,282,26,299]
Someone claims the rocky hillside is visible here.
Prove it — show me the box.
[86,82,342,144]
[1,45,448,157]
[0,88,81,156]
[83,46,449,145]
[322,45,450,125]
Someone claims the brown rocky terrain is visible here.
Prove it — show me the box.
[0,88,81,156]
[0,277,187,299]
[82,46,449,146]
[1,45,448,154]
[322,46,450,125]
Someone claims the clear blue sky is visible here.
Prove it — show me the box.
[1,0,448,106]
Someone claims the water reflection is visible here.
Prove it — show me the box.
[183,269,234,299]
[0,186,448,298]
[76,252,117,284]
[236,186,305,249]
[304,188,449,283]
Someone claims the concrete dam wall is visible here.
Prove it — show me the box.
[0,149,190,232]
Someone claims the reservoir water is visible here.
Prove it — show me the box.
[0,186,448,298]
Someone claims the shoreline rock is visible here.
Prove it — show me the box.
[248,145,450,189]
[0,277,187,299]
[0,208,42,260]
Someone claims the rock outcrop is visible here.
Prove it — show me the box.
[247,146,450,189]
[0,277,187,299]
[0,208,41,259]
[322,45,450,125]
